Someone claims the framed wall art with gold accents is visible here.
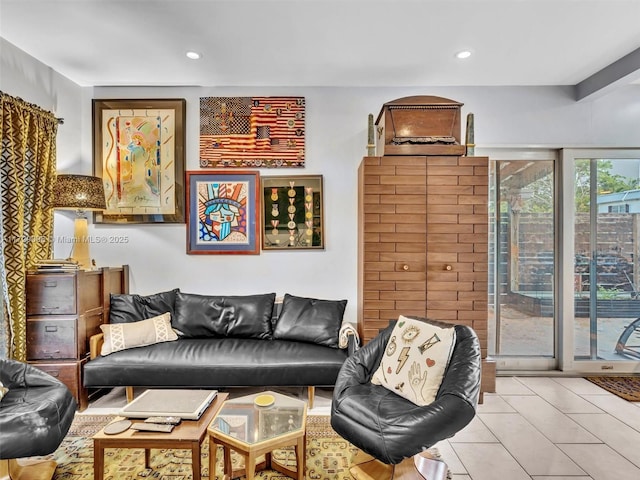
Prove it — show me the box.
[186,171,260,255]
[261,175,324,250]
[199,96,305,168]
[92,98,186,224]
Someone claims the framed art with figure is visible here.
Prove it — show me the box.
[261,175,324,250]
[186,171,260,255]
[92,98,186,224]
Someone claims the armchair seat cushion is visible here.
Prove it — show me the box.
[0,360,77,459]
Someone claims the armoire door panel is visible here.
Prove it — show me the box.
[364,262,396,272]
[365,223,396,233]
[365,243,396,252]
[379,175,425,186]
[426,291,457,301]
[367,184,397,194]
[381,194,426,205]
[380,271,426,282]
[395,281,427,291]
[396,243,428,253]
[428,203,473,214]
[426,252,457,265]
[380,291,426,301]
[396,204,427,215]
[396,223,427,233]
[379,233,425,243]
[425,233,458,243]
[365,281,397,291]
[396,185,427,195]
[380,214,425,224]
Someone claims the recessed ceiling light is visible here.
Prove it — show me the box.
[186,51,201,60]
[455,50,472,59]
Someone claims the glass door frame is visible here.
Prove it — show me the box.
[560,148,640,374]
[480,147,559,371]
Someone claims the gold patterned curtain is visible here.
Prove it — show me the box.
[0,92,58,360]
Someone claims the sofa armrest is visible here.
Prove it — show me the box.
[89,333,104,360]
[339,322,360,354]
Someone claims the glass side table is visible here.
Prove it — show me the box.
[207,390,307,480]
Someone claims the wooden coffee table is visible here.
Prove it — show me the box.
[208,391,307,480]
[92,391,228,480]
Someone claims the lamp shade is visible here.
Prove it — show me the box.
[53,174,106,211]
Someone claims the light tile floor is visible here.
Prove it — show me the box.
[441,377,640,480]
[84,378,640,480]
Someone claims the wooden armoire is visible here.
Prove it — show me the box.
[357,96,495,398]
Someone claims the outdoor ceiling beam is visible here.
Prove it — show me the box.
[575,46,640,101]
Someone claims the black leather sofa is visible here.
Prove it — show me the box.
[84,289,357,408]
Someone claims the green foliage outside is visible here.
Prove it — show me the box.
[509,159,639,213]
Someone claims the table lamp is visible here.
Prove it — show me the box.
[53,174,106,270]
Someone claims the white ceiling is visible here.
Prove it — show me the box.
[2,0,640,98]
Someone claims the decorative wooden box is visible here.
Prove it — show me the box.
[375,95,466,156]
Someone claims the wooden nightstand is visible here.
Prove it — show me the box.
[26,265,129,410]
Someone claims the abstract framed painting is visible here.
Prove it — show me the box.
[92,98,186,223]
[186,171,260,255]
[261,175,324,250]
[199,96,305,168]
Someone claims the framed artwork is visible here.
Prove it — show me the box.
[92,98,186,223]
[199,96,305,168]
[261,175,324,250]
[186,171,260,255]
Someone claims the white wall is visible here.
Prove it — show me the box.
[3,38,640,325]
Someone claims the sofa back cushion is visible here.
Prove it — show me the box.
[110,288,179,324]
[173,292,276,339]
[273,294,347,348]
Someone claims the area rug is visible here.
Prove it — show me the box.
[586,376,640,401]
[49,414,450,479]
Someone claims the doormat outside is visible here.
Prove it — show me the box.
[48,414,451,479]
[586,376,640,401]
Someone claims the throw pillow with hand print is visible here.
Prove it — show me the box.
[371,315,456,406]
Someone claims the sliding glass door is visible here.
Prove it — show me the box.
[484,148,640,373]
[562,149,640,373]
[487,149,557,370]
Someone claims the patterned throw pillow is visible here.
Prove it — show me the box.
[100,312,178,356]
[0,381,7,401]
[371,315,456,406]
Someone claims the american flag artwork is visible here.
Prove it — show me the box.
[199,96,305,168]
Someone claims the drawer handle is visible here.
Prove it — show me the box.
[41,306,59,311]
[43,281,58,287]
[45,325,58,332]
[47,370,60,377]
[44,350,61,357]
[402,264,409,271]
[445,265,453,271]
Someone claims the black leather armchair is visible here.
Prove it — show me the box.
[331,318,481,479]
[0,359,77,480]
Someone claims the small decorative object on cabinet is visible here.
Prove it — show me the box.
[261,175,324,250]
[358,95,495,401]
[26,266,129,410]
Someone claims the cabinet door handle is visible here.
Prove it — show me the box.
[44,325,58,332]
[41,306,59,311]
[47,370,60,377]
[402,264,409,271]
